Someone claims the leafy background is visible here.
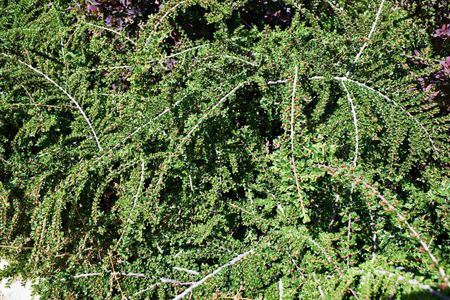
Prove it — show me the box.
[0,0,449,299]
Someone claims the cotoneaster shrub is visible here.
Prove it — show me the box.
[0,0,449,299]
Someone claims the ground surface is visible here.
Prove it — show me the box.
[0,260,35,300]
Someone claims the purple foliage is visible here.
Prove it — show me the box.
[417,56,450,89]
[87,5,98,13]
[432,24,450,40]
[416,55,450,113]
[404,0,450,115]
[85,0,162,30]
[441,56,450,71]
[104,15,113,27]
[239,0,295,29]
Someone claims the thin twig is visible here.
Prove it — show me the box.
[2,103,77,110]
[328,193,340,230]
[341,82,359,167]
[368,206,377,260]
[1,53,103,151]
[133,159,145,210]
[85,22,136,46]
[114,272,146,278]
[346,0,386,76]
[318,285,325,299]
[222,54,258,67]
[108,253,126,300]
[133,284,161,297]
[341,81,368,259]
[313,273,325,299]
[0,245,33,250]
[89,66,132,72]
[278,278,283,300]
[166,44,209,59]
[172,249,254,300]
[133,279,194,297]
[346,212,352,267]
[289,66,306,217]
[21,84,36,104]
[73,272,102,278]
[199,54,258,67]
[174,267,199,276]
[267,79,289,85]
[73,271,146,279]
[154,2,183,30]
[161,278,195,285]
[60,36,70,91]
[188,174,194,192]
[326,0,344,12]
[374,270,450,300]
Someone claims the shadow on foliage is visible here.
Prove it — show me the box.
[401,289,450,300]
[223,0,296,33]
[175,5,217,41]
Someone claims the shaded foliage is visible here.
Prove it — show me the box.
[0,0,449,299]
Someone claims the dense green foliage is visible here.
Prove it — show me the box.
[0,0,449,299]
